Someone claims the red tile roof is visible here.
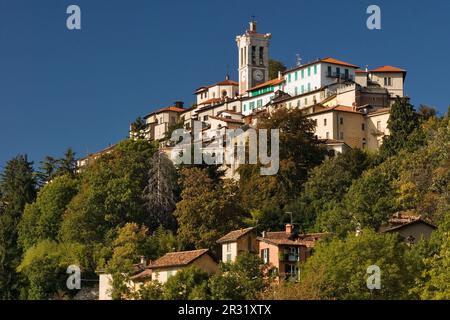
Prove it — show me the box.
[130,269,152,281]
[148,249,211,269]
[257,231,327,248]
[216,79,239,86]
[144,106,185,119]
[319,57,359,68]
[247,78,284,92]
[370,65,406,73]
[217,227,256,243]
[209,115,244,124]
[198,98,223,106]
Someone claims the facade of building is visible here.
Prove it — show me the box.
[379,212,436,244]
[216,227,258,263]
[146,249,218,284]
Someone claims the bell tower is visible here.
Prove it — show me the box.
[236,20,271,95]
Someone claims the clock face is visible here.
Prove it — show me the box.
[253,69,264,81]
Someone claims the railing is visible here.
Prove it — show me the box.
[326,72,354,80]
[371,129,385,136]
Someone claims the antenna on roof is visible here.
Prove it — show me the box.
[226,64,230,80]
[296,54,302,66]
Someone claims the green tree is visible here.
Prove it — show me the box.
[380,97,421,158]
[269,59,287,80]
[36,156,58,186]
[289,149,369,231]
[59,139,156,244]
[0,154,36,299]
[174,168,245,249]
[17,240,86,300]
[209,253,265,300]
[18,175,79,251]
[130,117,148,139]
[55,148,77,178]
[162,265,210,300]
[300,229,421,300]
[239,107,326,211]
[106,223,149,300]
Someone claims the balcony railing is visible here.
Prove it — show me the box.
[371,129,385,136]
[326,72,354,80]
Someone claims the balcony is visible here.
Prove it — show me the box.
[326,72,354,81]
[371,129,385,136]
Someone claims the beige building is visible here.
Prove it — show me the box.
[145,249,218,284]
[141,103,185,141]
[216,227,258,262]
[379,212,436,244]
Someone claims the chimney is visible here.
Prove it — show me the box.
[261,231,266,238]
[140,256,147,268]
[278,71,282,80]
[174,101,184,109]
[285,223,293,235]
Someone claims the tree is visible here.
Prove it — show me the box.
[174,168,245,249]
[56,148,77,178]
[17,240,86,300]
[0,154,36,299]
[380,97,421,158]
[162,265,210,300]
[142,152,179,230]
[106,223,149,300]
[130,117,148,139]
[59,139,156,244]
[209,253,265,300]
[269,59,287,80]
[300,229,421,300]
[18,175,79,251]
[239,107,326,211]
[36,156,58,186]
[289,149,369,231]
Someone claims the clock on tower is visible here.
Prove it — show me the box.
[236,20,271,95]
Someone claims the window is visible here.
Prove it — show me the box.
[251,46,256,64]
[336,67,341,76]
[257,99,262,107]
[204,115,209,121]
[307,83,311,92]
[301,85,304,93]
[243,103,246,112]
[226,243,232,252]
[377,120,382,130]
[285,264,299,279]
[295,87,298,95]
[288,74,291,82]
[340,132,344,140]
[362,123,365,131]
[261,248,269,264]
[384,77,392,86]
[327,66,332,76]
[307,67,311,76]
[288,247,300,261]
[259,47,264,65]
[314,65,318,75]
[304,97,308,105]
[295,71,298,81]
[301,69,304,79]
[324,118,327,126]
[326,132,329,139]
[250,101,255,109]
[222,90,227,97]
[226,254,232,262]
[340,117,344,125]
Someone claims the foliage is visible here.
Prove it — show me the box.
[268,59,287,80]
[0,154,36,299]
[300,229,422,300]
[18,175,79,251]
[209,253,265,300]
[239,108,326,211]
[162,265,210,300]
[174,167,245,249]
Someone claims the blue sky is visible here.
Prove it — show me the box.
[0,0,449,168]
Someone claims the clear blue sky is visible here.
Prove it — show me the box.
[1,0,449,168]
